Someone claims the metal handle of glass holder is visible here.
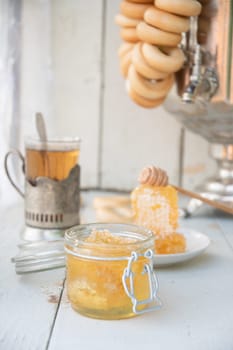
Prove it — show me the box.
[122,249,162,314]
[4,149,25,198]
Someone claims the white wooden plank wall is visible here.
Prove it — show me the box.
[20,0,103,188]
[182,131,216,189]
[20,0,53,141]
[101,0,181,189]
[0,0,22,205]
[17,0,214,194]
[50,0,103,187]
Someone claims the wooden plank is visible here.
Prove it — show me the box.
[48,206,233,350]
[0,0,22,205]
[215,215,233,250]
[0,204,65,350]
[50,0,103,187]
[20,0,53,137]
[20,0,103,188]
[182,131,216,190]
[101,0,182,190]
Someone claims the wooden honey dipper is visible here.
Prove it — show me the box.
[173,185,233,216]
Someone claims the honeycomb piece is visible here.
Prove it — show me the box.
[155,232,186,254]
[85,229,136,245]
[131,184,179,236]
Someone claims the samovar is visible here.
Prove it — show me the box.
[164,0,233,214]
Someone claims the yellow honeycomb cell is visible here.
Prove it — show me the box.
[131,184,186,254]
[155,232,186,254]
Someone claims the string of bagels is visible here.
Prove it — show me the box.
[115,0,202,108]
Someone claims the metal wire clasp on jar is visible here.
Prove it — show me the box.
[65,223,162,320]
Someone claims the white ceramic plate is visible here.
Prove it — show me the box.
[153,227,210,267]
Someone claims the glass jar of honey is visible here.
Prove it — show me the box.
[65,223,161,319]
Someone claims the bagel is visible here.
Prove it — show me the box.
[120,1,151,19]
[125,0,154,3]
[137,21,181,46]
[116,0,201,108]
[144,6,190,34]
[93,195,133,224]
[120,49,132,77]
[128,64,174,100]
[95,207,133,224]
[132,42,169,79]
[127,80,165,108]
[120,27,138,43]
[155,0,202,17]
[115,14,140,27]
[118,42,134,58]
[142,43,185,73]
[93,196,131,209]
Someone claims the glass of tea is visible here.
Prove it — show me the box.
[4,137,81,197]
[5,136,81,250]
[25,137,81,182]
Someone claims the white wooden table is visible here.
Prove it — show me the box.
[1,191,233,350]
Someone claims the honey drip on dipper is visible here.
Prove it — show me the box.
[131,165,186,254]
[115,0,202,108]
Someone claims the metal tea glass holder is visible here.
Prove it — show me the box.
[5,150,80,273]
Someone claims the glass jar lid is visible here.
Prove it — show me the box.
[11,239,65,274]
[65,223,155,260]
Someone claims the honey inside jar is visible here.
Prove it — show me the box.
[65,224,160,320]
